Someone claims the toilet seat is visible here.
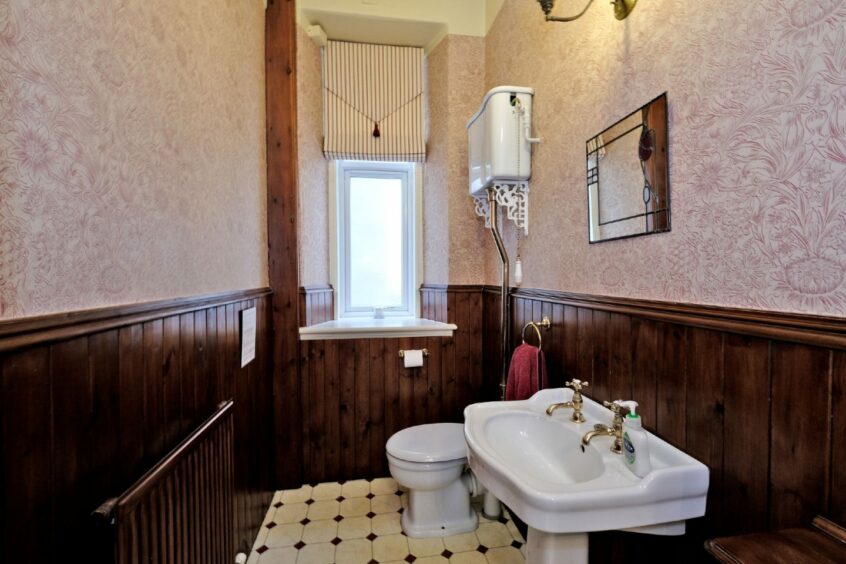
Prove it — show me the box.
[386,423,466,463]
[386,452,466,472]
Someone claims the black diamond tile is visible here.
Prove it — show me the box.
[366,532,378,541]
[441,549,453,558]
[305,498,315,505]
[368,560,378,564]
[336,495,346,502]
[265,522,276,530]
[395,490,404,496]
[477,544,488,554]
[300,518,311,526]
[398,507,405,514]
[498,515,509,524]
[512,540,523,549]
[366,511,376,519]
[294,541,306,550]
[334,515,344,522]
[256,546,269,554]
[405,556,417,563]
[331,537,342,545]
[366,493,375,499]
[273,501,283,508]
[338,479,347,485]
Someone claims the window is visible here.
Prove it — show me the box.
[331,160,421,318]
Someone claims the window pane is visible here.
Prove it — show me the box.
[348,175,404,308]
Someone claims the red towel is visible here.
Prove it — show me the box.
[505,343,548,401]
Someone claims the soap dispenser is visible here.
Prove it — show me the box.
[618,401,652,478]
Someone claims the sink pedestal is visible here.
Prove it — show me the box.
[526,528,588,564]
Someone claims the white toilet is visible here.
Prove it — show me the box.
[386,422,479,538]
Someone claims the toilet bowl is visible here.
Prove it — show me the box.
[386,422,479,538]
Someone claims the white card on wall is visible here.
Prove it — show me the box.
[240,307,257,368]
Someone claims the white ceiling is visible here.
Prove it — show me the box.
[297,0,505,52]
[301,8,447,51]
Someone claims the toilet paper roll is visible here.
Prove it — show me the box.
[403,349,424,368]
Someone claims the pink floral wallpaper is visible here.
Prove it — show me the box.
[485,0,846,316]
[423,38,451,284]
[424,35,488,285]
[0,0,268,319]
[297,24,329,287]
[445,35,489,285]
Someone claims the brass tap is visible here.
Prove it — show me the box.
[581,400,625,454]
[546,379,589,423]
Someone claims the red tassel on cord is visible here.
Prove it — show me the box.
[372,122,380,138]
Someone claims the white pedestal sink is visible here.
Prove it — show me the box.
[464,389,709,564]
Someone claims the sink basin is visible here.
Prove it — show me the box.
[483,412,603,486]
[464,388,709,563]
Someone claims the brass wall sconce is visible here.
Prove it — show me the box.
[537,0,637,22]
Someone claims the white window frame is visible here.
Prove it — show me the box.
[329,160,423,319]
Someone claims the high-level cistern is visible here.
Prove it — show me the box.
[546,379,589,423]
[581,400,627,454]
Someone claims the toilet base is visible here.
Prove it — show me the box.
[400,476,478,538]
[401,507,478,538]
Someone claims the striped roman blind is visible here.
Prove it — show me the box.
[323,40,425,162]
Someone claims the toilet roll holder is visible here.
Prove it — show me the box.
[398,349,430,358]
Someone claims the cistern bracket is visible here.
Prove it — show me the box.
[473,182,530,236]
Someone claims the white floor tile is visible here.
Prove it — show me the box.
[485,546,524,564]
[311,482,342,501]
[301,519,338,544]
[258,546,298,564]
[306,500,340,520]
[281,485,313,504]
[248,478,524,564]
[340,479,370,498]
[265,523,304,548]
[295,542,335,564]
[337,515,371,540]
[334,537,373,564]
[274,503,308,524]
[369,477,399,495]
[372,533,410,561]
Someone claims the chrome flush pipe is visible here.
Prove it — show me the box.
[487,188,510,401]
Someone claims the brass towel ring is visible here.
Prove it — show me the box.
[521,316,551,350]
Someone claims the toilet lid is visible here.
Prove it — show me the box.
[386,423,467,463]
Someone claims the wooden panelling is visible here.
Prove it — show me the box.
[493,286,846,562]
[294,281,846,559]
[722,334,771,534]
[299,285,334,327]
[292,285,486,483]
[831,351,846,525]
[769,342,831,530]
[0,289,273,562]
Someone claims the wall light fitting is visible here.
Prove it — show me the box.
[537,0,637,22]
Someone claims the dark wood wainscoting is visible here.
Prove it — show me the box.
[0,289,274,562]
[290,285,488,484]
[299,284,334,327]
[499,286,846,562]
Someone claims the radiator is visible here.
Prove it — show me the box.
[94,401,235,564]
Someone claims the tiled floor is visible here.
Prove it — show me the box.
[248,478,526,564]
